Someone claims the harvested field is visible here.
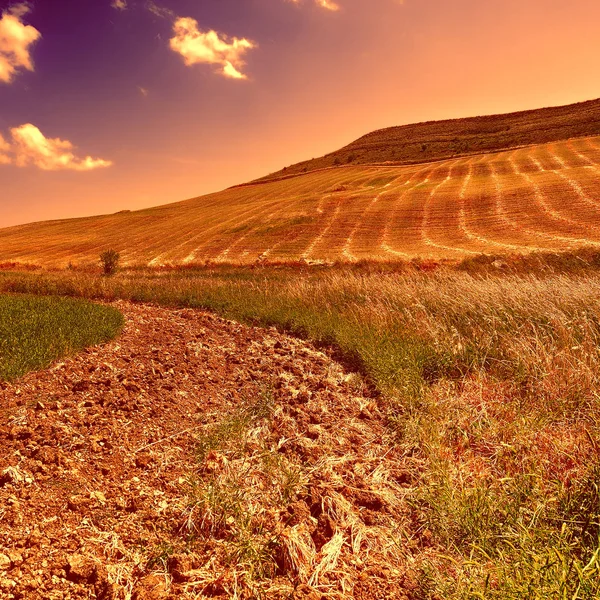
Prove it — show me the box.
[1,136,600,268]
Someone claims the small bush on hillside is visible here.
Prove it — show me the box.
[99,249,120,275]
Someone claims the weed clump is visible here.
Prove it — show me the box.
[100,249,120,275]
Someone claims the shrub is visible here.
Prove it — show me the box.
[99,249,120,275]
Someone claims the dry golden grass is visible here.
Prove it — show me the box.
[1,136,600,268]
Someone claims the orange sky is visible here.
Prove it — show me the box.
[1,0,600,227]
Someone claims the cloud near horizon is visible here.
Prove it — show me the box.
[0,133,11,164]
[169,17,256,80]
[289,0,340,11]
[0,3,41,84]
[0,124,113,171]
[146,1,175,20]
[315,0,340,10]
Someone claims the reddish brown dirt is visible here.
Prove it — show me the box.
[0,302,416,599]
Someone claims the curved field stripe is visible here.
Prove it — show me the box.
[302,202,342,259]
[535,146,600,216]
[342,173,414,260]
[509,152,600,246]
[421,160,481,256]
[577,138,600,170]
[458,154,530,252]
[531,146,563,171]
[508,159,598,246]
[268,168,393,260]
[500,154,600,248]
[171,167,362,264]
[385,161,462,256]
[463,153,540,252]
[457,156,480,243]
[381,163,441,258]
[341,192,382,261]
[151,195,286,265]
[562,140,596,169]
[143,186,273,265]
[544,140,585,169]
[317,170,407,261]
[349,171,423,260]
[427,156,497,255]
[214,192,311,262]
[146,188,279,265]
[204,192,318,262]
[588,137,600,152]
[516,151,599,227]
[199,170,364,260]
[455,156,498,250]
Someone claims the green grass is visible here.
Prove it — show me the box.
[0,294,123,380]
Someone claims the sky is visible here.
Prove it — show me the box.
[1,0,600,227]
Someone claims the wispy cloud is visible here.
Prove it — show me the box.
[0,133,11,164]
[315,0,340,10]
[169,17,256,80]
[0,3,41,84]
[289,0,340,10]
[111,0,128,10]
[2,124,113,171]
[146,0,175,19]
[138,85,149,97]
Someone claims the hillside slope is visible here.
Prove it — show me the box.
[259,98,600,181]
[1,135,600,267]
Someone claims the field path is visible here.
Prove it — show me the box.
[0,302,410,600]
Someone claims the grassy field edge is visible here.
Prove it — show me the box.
[0,294,124,381]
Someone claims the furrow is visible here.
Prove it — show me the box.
[380,164,436,258]
[302,203,342,259]
[421,160,480,256]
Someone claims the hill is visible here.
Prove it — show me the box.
[1,100,600,268]
[260,98,600,181]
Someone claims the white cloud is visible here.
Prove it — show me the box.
[0,133,11,164]
[289,0,340,10]
[0,3,41,84]
[146,1,175,19]
[169,17,256,80]
[3,124,113,171]
[315,0,340,10]
[111,0,128,10]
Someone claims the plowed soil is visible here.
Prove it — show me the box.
[0,303,416,599]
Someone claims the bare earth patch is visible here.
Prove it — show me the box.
[0,302,416,599]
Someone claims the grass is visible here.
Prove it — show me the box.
[0,259,599,596]
[0,294,123,380]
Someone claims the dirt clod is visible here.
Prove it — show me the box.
[65,555,96,583]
